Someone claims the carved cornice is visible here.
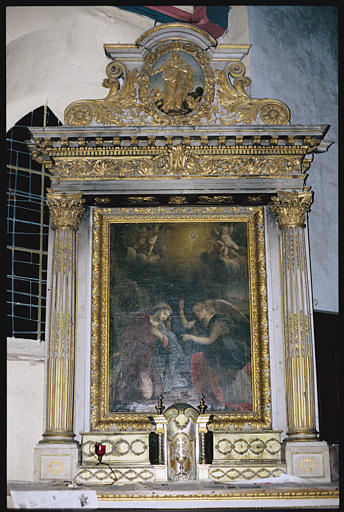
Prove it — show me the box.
[269,190,313,229]
[29,132,324,153]
[46,191,85,230]
[27,129,330,183]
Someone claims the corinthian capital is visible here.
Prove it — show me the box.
[269,189,313,229]
[46,190,85,230]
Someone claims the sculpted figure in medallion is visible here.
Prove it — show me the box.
[151,51,203,115]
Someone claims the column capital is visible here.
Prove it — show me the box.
[269,189,313,229]
[46,190,85,230]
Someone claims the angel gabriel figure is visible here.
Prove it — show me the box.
[179,298,252,411]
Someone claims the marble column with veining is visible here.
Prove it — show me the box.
[40,191,85,444]
[270,190,317,441]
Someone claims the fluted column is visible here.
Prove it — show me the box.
[270,190,317,441]
[41,191,85,443]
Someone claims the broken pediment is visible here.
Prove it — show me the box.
[64,23,290,127]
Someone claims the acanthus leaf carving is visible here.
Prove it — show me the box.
[50,154,302,180]
[216,64,290,126]
[64,62,144,127]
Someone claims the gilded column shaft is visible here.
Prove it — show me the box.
[270,190,317,440]
[42,192,85,443]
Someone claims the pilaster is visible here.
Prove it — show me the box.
[270,190,330,482]
[34,191,85,480]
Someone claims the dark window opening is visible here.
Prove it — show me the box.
[7,106,62,340]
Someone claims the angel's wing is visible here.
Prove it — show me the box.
[210,298,249,324]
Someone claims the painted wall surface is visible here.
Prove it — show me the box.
[6,6,248,130]
[248,6,338,313]
[6,6,154,129]
[7,359,44,480]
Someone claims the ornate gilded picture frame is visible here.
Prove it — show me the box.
[91,206,271,431]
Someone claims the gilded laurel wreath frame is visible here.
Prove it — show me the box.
[90,206,271,431]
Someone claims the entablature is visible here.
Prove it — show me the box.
[27,124,331,195]
[25,24,333,196]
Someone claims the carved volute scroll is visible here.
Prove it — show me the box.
[63,24,290,127]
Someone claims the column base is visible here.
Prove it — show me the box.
[34,442,80,482]
[285,440,331,483]
[40,431,79,444]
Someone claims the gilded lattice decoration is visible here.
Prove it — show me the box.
[82,437,149,464]
[215,437,281,458]
[209,467,285,481]
[75,467,154,485]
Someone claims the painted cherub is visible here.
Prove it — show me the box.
[213,224,240,262]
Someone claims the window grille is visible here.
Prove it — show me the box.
[7,106,62,341]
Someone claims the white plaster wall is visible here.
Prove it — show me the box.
[6,6,248,130]
[6,6,154,129]
[7,341,45,481]
[247,5,338,313]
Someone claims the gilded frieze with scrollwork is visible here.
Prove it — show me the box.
[50,154,302,180]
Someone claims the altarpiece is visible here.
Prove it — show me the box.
[26,24,336,508]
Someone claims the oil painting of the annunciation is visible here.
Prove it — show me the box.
[92,206,269,425]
